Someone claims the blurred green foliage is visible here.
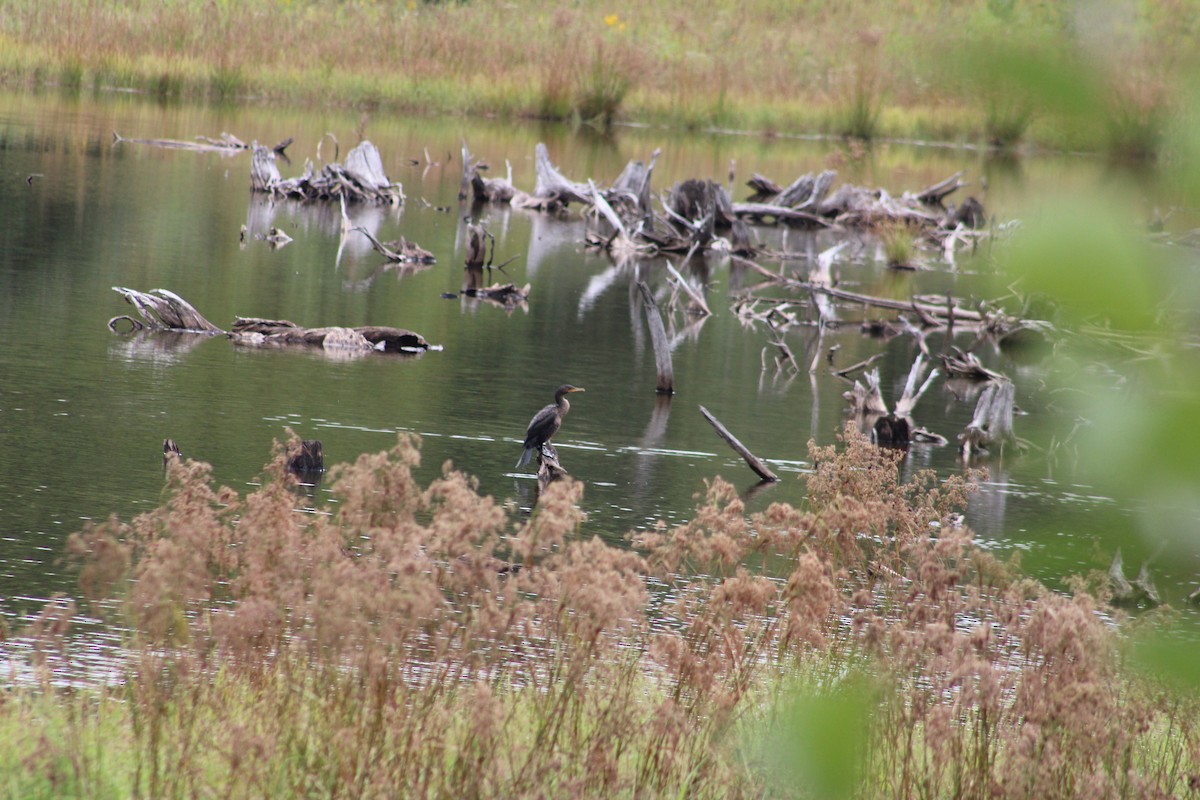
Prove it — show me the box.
[762,674,873,800]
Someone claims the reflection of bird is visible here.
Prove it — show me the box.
[516,385,585,469]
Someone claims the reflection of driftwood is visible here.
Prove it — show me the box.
[109,287,224,334]
[699,405,779,482]
[230,318,433,353]
[114,131,292,155]
[1109,549,1160,608]
[252,140,402,205]
[286,439,325,475]
[637,282,674,395]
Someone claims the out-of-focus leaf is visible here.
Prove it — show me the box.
[968,42,1106,121]
[763,674,872,800]
[1165,89,1200,206]
[1005,199,1158,333]
[1129,632,1200,691]
[1080,380,1200,498]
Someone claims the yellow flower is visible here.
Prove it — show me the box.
[604,13,618,27]
[619,21,626,32]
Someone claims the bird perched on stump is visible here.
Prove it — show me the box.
[516,384,585,469]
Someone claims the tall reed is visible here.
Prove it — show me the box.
[4,428,1196,798]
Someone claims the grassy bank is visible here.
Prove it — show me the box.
[0,0,1194,155]
[3,431,1196,798]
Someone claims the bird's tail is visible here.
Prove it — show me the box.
[515,447,534,469]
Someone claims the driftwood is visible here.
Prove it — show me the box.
[286,439,325,475]
[230,318,433,353]
[1109,549,1161,608]
[511,143,592,210]
[959,379,1016,458]
[355,226,435,264]
[940,347,1005,382]
[108,288,436,356]
[637,282,675,394]
[698,405,779,482]
[114,131,292,155]
[843,356,940,447]
[109,287,224,334]
[536,444,569,490]
[253,140,402,205]
[463,143,516,204]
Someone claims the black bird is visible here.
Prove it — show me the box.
[516,384,585,469]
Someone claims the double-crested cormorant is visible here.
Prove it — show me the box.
[516,384,585,468]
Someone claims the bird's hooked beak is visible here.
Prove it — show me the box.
[569,387,586,393]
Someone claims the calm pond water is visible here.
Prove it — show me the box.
[1,89,1197,633]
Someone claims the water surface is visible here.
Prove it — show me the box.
[0,89,1195,625]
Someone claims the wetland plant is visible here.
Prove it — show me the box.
[3,429,1196,798]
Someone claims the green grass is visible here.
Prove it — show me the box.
[0,0,1194,155]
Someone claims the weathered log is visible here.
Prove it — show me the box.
[253,140,402,205]
[607,149,660,231]
[949,196,986,228]
[698,405,779,482]
[893,354,939,418]
[730,202,832,228]
[637,282,674,394]
[958,379,1016,458]
[110,287,224,334]
[1109,548,1161,608]
[463,282,531,309]
[512,143,592,210]
[664,260,710,317]
[745,173,783,201]
[231,318,433,352]
[355,226,435,263]
[114,131,292,154]
[843,368,889,417]
[915,172,965,208]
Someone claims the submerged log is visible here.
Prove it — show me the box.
[699,405,779,482]
[114,131,292,155]
[940,347,1005,382]
[230,318,434,352]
